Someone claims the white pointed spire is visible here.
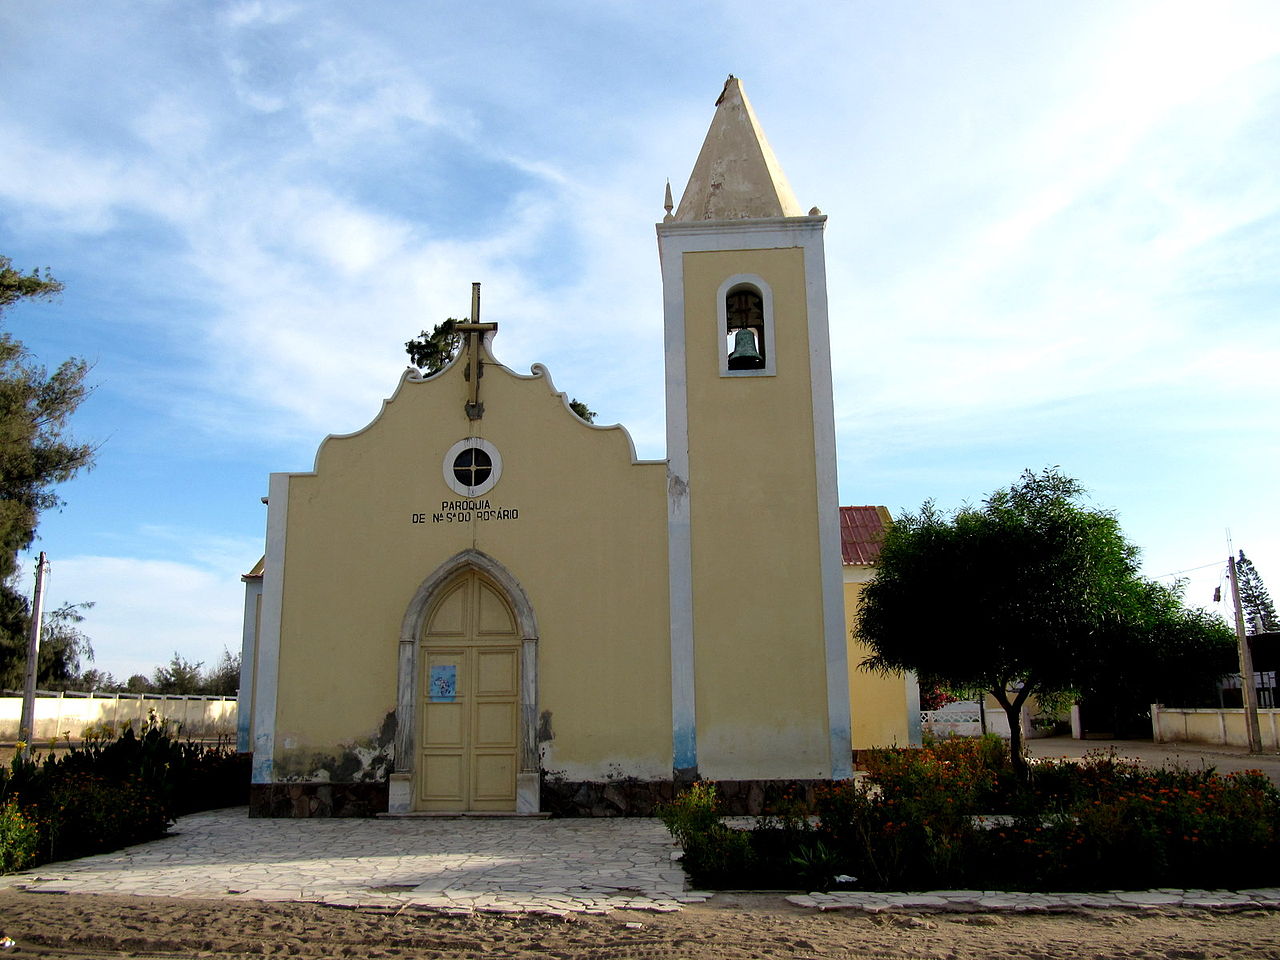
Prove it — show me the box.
[674,75,803,222]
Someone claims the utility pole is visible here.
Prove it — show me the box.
[1228,553,1263,753]
[18,552,49,761]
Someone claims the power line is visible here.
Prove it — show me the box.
[1152,561,1225,580]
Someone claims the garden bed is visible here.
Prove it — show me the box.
[660,737,1280,892]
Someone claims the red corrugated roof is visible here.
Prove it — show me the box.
[840,506,891,565]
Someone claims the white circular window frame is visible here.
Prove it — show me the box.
[443,437,503,498]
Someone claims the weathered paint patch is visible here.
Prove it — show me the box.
[272,711,398,784]
[251,731,274,784]
[673,720,697,774]
[829,721,853,779]
[537,709,554,742]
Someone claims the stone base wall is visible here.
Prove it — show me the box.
[249,781,389,818]
[540,777,828,817]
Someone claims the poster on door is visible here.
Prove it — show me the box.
[429,664,457,702]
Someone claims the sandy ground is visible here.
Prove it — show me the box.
[2,890,1279,959]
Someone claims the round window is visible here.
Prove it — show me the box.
[443,438,502,497]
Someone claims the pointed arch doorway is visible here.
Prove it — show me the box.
[392,550,540,814]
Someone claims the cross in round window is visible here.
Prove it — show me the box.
[452,447,492,487]
[442,438,503,497]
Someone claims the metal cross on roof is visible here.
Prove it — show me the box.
[454,282,497,420]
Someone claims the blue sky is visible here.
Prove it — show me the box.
[1,1,1278,680]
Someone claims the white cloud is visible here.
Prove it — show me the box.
[223,0,301,30]
[36,553,250,682]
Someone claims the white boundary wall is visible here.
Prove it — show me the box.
[0,692,237,741]
[1152,704,1280,750]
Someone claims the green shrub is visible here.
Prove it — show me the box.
[34,773,171,863]
[657,780,721,847]
[658,782,758,887]
[0,801,37,873]
[0,721,249,872]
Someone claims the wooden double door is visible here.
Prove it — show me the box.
[417,572,520,811]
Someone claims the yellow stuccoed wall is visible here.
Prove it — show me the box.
[843,570,911,748]
[272,353,672,782]
[680,247,834,779]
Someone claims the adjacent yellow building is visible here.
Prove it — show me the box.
[240,77,917,817]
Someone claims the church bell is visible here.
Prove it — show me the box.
[727,328,764,370]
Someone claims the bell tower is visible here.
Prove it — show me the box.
[659,76,851,782]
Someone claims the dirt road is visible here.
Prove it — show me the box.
[3,890,1278,959]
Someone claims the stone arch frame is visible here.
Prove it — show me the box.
[389,549,540,814]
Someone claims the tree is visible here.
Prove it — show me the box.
[0,597,95,690]
[124,673,153,693]
[405,318,462,376]
[71,668,118,692]
[1,258,63,312]
[203,648,241,696]
[0,260,94,581]
[858,468,1233,775]
[405,319,597,422]
[0,257,95,687]
[1236,551,1278,634]
[151,653,205,695]
[34,601,95,689]
[1077,578,1236,734]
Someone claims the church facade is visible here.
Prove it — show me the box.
[239,77,917,817]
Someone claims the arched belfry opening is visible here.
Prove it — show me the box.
[391,549,540,814]
[715,273,777,378]
[726,284,766,370]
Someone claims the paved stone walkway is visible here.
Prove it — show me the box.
[3,807,1279,917]
[1,808,702,917]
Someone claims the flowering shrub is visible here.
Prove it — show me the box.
[0,801,38,873]
[661,741,1280,891]
[977,767,1280,890]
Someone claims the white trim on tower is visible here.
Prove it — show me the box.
[252,472,290,784]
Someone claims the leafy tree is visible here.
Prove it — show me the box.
[1078,578,1236,733]
[203,648,241,696]
[33,601,95,689]
[0,340,94,577]
[0,257,63,312]
[0,265,94,579]
[151,653,204,695]
[1236,551,1278,634]
[858,468,1232,775]
[124,673,153,694]
[71,668,118,692]
[0,257,95,686]
[0,591,95,690]
[405,318,462,376]
[569,399,596,423]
